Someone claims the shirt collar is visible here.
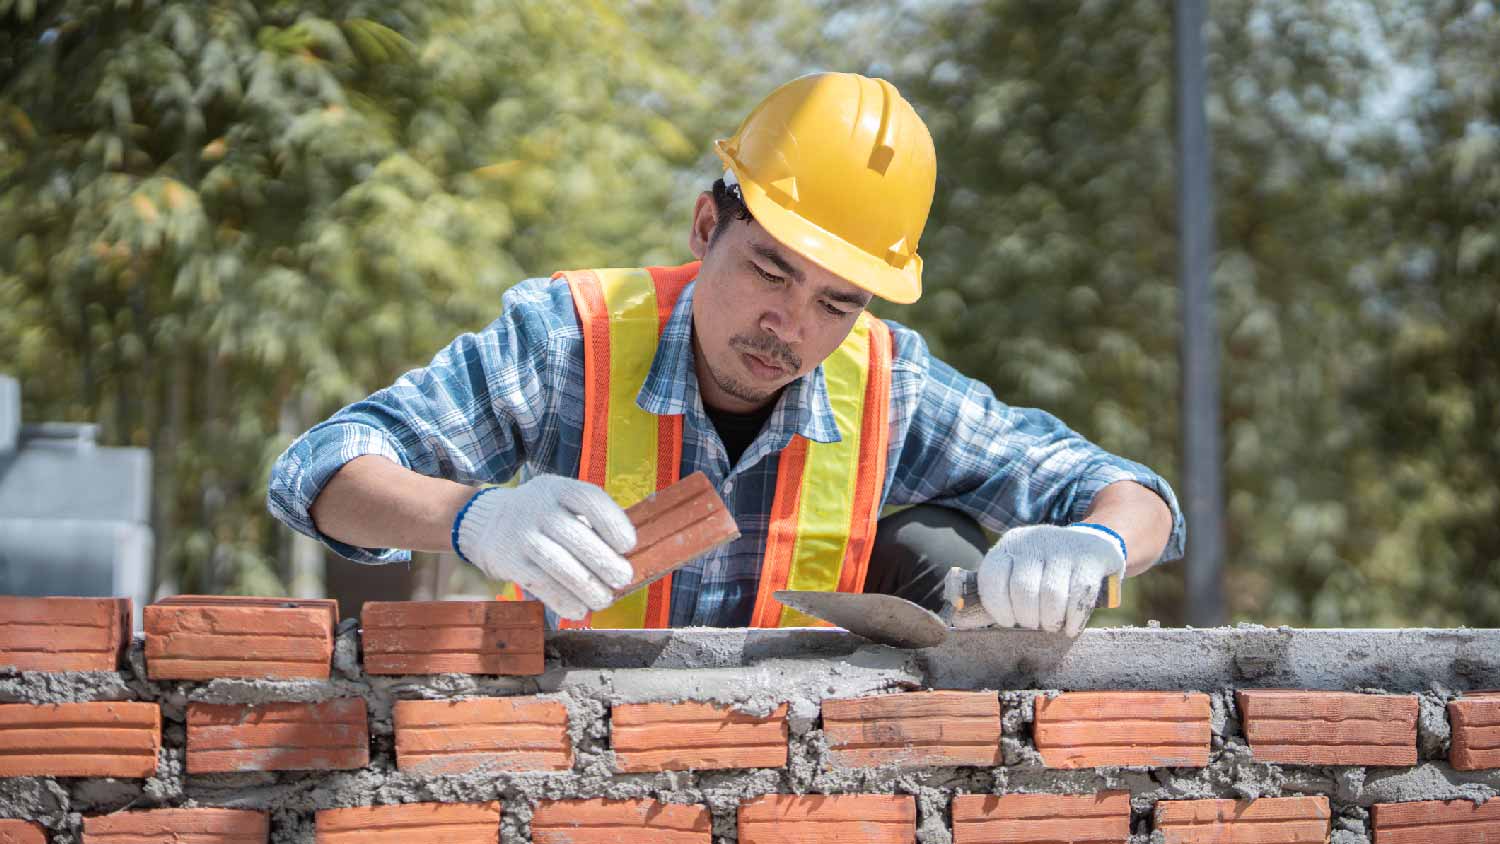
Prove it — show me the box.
[637,279,842,445]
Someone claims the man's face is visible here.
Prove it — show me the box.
[687,192,873,414]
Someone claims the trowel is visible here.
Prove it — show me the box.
[773,569,1121,649]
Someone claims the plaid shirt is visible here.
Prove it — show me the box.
[267,274,1185,627]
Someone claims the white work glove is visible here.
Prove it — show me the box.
[976,524,1127,637]
[452,475,636,620]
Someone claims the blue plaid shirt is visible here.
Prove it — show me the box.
[268,274,1185,627]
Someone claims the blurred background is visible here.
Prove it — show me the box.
[1,0,1495,627]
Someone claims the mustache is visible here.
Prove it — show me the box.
[731,334,801,372]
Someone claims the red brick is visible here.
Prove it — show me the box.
[1238,690,1418,766]
[621,472,739,590]
[0,597,132,673]
[0,701,159,778]
[361,601,544,676]
[1449,694,1500,770]
[393,697,571,774]
[0,820,45,844]
[82,808,268,843]
[952,792,1130,844]
[1372,798,1500,844]
[532,799,710,844]
[187,699,368,773]
[144,596,337,681]
[1033,691,1211,768]
[611,701,787,773]
[1155,797,1330,844]
[823,691,1001,768]
[315,802,500,844]
[738,794,915,844]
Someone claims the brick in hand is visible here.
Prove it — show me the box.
[187,699,368,774]
[144,595,337,681]
[822,691,1001,768]
[619,471,740,592]
[1237,690,1418,766]
[315,802,500,844]
[361,600,545,676]
[1155,797,1330,844]
[0,701,160,779]
[1033,691,1212,768]
[1448,692,1500,770]
[81,808,269,844]
[952,792,1130,844]
[0,596,132,673]
[393,697,571,774]
[532,799,711,844]
[738,794,916,844]
[610,701,787,772]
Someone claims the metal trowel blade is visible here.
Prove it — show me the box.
[772,590,948,649]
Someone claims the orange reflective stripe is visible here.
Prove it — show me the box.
[564,269,612,489]
[640,263,695,628]
[837,318,892,593]
[751,435,810,628]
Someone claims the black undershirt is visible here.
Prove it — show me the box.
[704,401,775,467]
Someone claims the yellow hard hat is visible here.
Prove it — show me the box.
[714,72,936,304]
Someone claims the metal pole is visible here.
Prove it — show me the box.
[1174,0,1226,626]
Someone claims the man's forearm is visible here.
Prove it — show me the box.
[308,455,478,553]
[1082,480,1174,577]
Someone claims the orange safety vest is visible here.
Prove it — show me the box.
[512,261,892,628]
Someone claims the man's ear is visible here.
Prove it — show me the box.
[688,192,717,260]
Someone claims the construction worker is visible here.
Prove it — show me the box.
[267,73,1184,636]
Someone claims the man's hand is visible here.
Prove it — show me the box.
[454,475,637,620]
[976,524,1127,637]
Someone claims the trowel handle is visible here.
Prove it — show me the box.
[941,567,1122,628]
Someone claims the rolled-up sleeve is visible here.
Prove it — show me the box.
[266,278,561,564]
[885,324,1186,566]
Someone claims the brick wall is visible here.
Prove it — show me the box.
[1,595,1498,843]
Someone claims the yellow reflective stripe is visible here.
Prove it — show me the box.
[589,268,661,629]
[777,314,872,627]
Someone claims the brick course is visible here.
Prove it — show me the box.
[1154,797,1330,844]
[0,596,132,673]
[822,691,1001,768]
[737,794,916,844]
[1448,693,1500,770]
[361,600,545,676]
[144,596,337,681]
[393,697,571,774]
[610,701,787,773]
[81,808,268,843]
[187,699,369,773]
[315,802,500,844]
[1033,691,1212,768]
[1237,690,1418,766]
[1372,797,1500,844]
[951,792,1130,844]
[531,798,711,844]
[0,701,159,778]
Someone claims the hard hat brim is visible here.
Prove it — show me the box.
[714,141,923,305]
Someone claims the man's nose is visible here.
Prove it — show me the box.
[759,308,803,348]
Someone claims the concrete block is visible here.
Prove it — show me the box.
[1372,797,1500,844]
[393,697,571,774]
[610,701,787,773]
[315,802,500,844]
[822,690,1001,768]
[0,702,159,778]
[952,792,1130,844]
[1155,797,1330,843]
[82,809,268,843]
[0,596,131,672]
[361,600,544,676]
[1033,691,1212,768]
[531,799,710,844]
[738,794,915,844]
[1238,689,1418,766]
[144,596,337,680]
[187,699,368,774]
[1448,692,1500,770]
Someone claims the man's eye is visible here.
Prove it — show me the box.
[753,264,784,284]
[822,302,851,317]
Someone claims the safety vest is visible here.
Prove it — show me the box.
[523,261,891,628]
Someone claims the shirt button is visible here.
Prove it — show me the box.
[722,479,735,495]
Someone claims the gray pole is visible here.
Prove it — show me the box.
[1174,0,1226,625]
